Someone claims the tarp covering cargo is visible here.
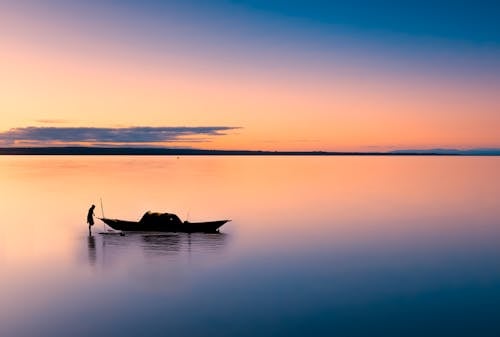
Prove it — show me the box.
[139,211,182,226]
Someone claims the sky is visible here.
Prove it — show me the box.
[0,0,499,150]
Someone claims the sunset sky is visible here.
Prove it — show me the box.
[1,1,499,151]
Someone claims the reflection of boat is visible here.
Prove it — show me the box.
[141,233,227,255]
[84,232,229,268]
[99,211,230,233]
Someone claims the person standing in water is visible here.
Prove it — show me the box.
[87,204,96,235]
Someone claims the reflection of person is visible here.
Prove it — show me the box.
[87,204,96,235]
[87,235,96,266]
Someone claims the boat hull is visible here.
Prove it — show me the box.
[100,218,229,233]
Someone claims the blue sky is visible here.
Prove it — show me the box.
[88,0,500,44]
[1,0,499,150]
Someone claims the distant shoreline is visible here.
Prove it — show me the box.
[1,147,499,156]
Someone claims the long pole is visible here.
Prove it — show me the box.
[100,197,105,232]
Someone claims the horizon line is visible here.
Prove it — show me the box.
[1,146,499,156]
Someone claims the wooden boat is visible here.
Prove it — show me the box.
[99,211,229,233]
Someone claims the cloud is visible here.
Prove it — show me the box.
[0,126,240,147]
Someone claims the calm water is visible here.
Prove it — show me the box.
[1,156,499,337]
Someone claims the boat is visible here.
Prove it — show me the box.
[99,211,230,233]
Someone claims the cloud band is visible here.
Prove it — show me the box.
[0,126,240,146]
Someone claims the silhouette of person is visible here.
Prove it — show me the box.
[87,204,96,235]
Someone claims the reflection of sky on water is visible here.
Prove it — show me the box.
[1,156,500,336]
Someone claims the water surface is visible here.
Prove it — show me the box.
[1,156,499,336]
